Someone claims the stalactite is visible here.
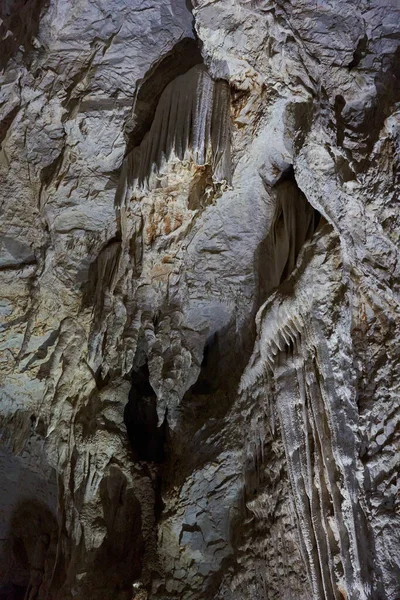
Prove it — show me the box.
[242,227,375,600]
[116,65,231,206]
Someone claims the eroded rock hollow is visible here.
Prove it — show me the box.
[0,0,399,599]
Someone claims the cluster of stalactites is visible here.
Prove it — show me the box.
[116,65,231,206]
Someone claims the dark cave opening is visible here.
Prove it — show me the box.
[124,364,167,463]
[0,498,63,600]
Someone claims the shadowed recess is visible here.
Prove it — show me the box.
[258,165,322,302]
[125,37,203,153]
[124,364,167,463]
[0,499,63,600]
[0,0,50,70]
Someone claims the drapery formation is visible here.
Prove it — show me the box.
[116,65,231,206]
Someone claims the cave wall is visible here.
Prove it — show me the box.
[0,0,399,599]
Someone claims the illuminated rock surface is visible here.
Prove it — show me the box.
[0,1,399,598]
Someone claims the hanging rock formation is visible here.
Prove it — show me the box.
[116,64,231,205]
[0,0,399,599]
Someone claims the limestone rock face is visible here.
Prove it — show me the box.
[0,1,399,599]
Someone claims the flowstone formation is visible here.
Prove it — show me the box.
[0,1,399,599]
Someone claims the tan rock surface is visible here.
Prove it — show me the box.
[0,0,399,598]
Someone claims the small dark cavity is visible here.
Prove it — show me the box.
[348,35,368,70]
[124,363,166,463]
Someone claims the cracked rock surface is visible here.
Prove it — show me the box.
[0,0,399,599]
